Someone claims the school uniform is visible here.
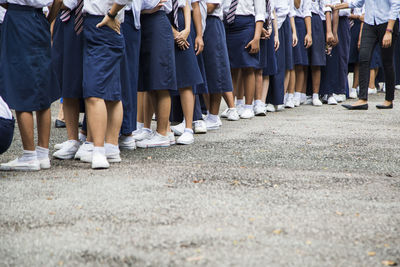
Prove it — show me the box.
[224,0,266,69]
[0,0,61,112]
[267,0,295,105]
[120,3,141,135]
[202,0,233,94]
[348,7,362,65]
[139,0,177,92]
[52,1,84,100]
[0,7,5,40]
[309,0,328,67]
[335,8,351,96]
[259,0,277,76]
[293,0,311,66]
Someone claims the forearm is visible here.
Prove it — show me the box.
[358,22,363,40]
[305,16,311,35]
[290,16,297,36]
[273,11,278,36]
[332,10,339,36]
[109,3,127,16]
[192,2,202,36]
[325,12,333,33]
[183,0,191,31]
[332,3,349,10]
[253,21,263,40]
[207,3,217,14]
[386,19,396,31]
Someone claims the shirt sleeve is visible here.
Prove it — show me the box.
[304,0,311,17]
[63,0,78,10]
[348,0,365,8]
[206,0,221,4]
[389,0,400,21]
[254,0,266,21]
[289,0,295,17]
[116,0,133,5]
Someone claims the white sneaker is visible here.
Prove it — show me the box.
[118,135,136,150]
[349,88,358,99]
[275,105,285,111]
[300,94,307,104]
[204,117,220,130]
[177,131,194,145]
[168,132,176,145]
[220,109,229,118]
[171,121,185,136]
[193,120,207,134]
[91,153,109,169]
[53,140,80,159]
[327,96,338,105]
[80,148,121,163]
[74,142,93,160]
[333,93,343,102]
[137,132,170,148]
[132,128,153,141]
[254,104,267,116]
[217,116,223,126]
[266,104,275,112]
[395,85,400,90]
[338,94,346,102]
[54,140,69,150]
[237,104,245,116]
[39,157,51,169]
[285,98,295,108]
[0,158,40,171]
[305,97,313,105]
[293,97,301,107]
[312,98,323,106]
[368,88,377,94]
[240,108,255,119]
[226,108,240,121]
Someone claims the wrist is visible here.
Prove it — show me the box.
[386,28,393,33]
[107,11,117,19]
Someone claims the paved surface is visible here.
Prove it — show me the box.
[1,92,400,266]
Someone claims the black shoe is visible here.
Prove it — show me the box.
[342,104,368,110]
[55,119,66,128]
[376,104,393,109]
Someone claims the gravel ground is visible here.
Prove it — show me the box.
[1,91,400,267]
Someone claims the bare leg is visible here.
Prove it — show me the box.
[289,67,297,94]
[85,97,107,147]
[143,92,154,129]
[150,90,171,136]
[16,111,35,151]
[36,108,51,149]
[104,100,123,146]
[179,87,195,129]
[255,69,263,101]
[284,70,291,94]
[63,98,80,141]
[353,63,359,89]
[137,92,144,124]
[57,102,64,121]
[242,68,256,105]
[261,76,270,103]
[202,94,210,112]
[209,93,222,115]
[311,66,320,94]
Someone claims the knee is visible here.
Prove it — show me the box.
[85,97,103,106]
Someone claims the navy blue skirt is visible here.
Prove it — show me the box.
[309,13,326,66]
[168,9,203,91]
[190,19,208,94]
[121,11,141,135]
[52,11,84,99]
[83,15,124,101]
[139,11,177,92]
[293,17,309,66]
[0,116,14,155]
[203,16,233,94]
[349,19,361,64]
[225,15,260,69]
[0,4,60,112]
[262,27,278,76]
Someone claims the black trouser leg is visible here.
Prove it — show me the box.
[358,24,379,101]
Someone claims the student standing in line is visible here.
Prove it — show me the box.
[0,0,61,171]
[254,0,278,116]
[224,0,266,119]
[136,0,178,148]
[348,6,363,99]
[288,0,316,108]
[202,0,238,128]
[266,0,297,112]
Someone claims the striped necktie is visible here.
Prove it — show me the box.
[60,10,71,22]
[265,0,271,29]
[226,0,239,24]
[172,0,179,29]
[74,0,84,35]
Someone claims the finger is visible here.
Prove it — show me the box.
[245,42,251,49]
[96,21,105,28]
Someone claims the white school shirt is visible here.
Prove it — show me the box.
[319,0,339,20]
[125,0,142,29]
[0,0,53,8]
[0,6,6,23]
[164,0,186,14]
[192,0,207,33]
[223,0,266,22]
[295,0,312,18]
[83,0,132,23]
[207,0,223,20]
[274,0,295,29]
[0,96,12,120]
[310,0,329,20]
[352,6,363,16]
[264,0,274,21]
[338,0,350,17]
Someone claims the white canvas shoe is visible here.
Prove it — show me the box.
[39,157,51,169]
[74,142,93,160]
[193,120,207,134]
[132,128,153,141]
[349,88,358,99]
[285,98,295,108]
[395,85,400,90]
[220,109,229,118]
[171,121,185,136]
[254,104,267,116]
[0,158,40,171]
[304,96,313,105]
[293,97,301,107]
[118,135,136,150]
[177,131,194,145]
[204,117,220,130]
[275,105,285,111]
[327,96,338,105]
[53,140,80,160]
[136,132,170,148]
[54,140,69,150]
[266,104,276,112]
[226,108,240,121]
[312,98,323,106]
[240,108,255,119]
[168,132,176,145]
[91,153,109,169]
[368,88,377,94]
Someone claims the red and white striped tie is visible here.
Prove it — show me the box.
[74,0,84,35]
[60,10,71,22]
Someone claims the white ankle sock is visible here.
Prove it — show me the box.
[294,92,301,99]
[254,100,263,106]
[105,143,119,154]
[142,128,152,133]
[244,104,253,110]
[288,93,294,99]
[208,114,219,123]
[236,99,244,106]
[19,150,37,162]
[93,146,105,155]
[184,128,194,134]
[136,122,144,130]
[313,93,319,100]
[35,146,49,160]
